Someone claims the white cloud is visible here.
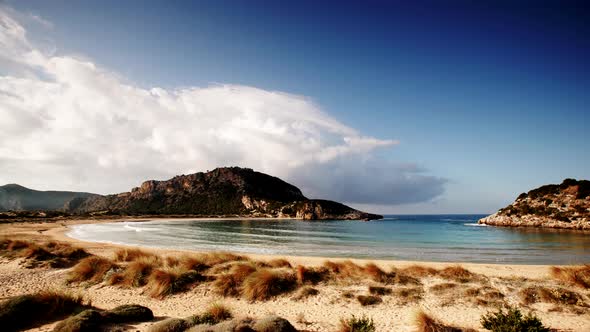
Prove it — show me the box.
[0,8,446,205]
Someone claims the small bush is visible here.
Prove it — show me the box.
[68,256,116,283]
[339,315,375,332]
[0,290,89,331]
[481,307,550,332]
[242,269,297,301]
[356,295,382,306]
[550,265,590,289]
[519,286,584,306]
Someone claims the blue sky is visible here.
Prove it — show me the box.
[2,0,589,213]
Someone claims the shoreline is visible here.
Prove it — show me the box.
[1,218,590,331]
[2,217,559,277]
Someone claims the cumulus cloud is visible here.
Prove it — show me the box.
[0,8,446,205]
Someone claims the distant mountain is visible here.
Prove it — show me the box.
[478,179,590,230]
[0,184,96,211]
[4,167,382,220]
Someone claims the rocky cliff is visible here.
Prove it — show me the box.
[478,179,590,230]
[68,167,382,220]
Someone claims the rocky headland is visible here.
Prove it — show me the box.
[478,179,590,230]
[1,167,381,221]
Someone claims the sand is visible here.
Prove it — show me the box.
[1,218,589,332]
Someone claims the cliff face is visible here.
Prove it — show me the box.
[478,179,590,230]
[0,184,96,211]
[69,167,382,221]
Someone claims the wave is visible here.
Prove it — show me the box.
[464,223,487,227]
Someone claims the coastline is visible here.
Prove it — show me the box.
[1,218,589,331]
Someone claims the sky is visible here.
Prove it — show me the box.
[0,0,588,214]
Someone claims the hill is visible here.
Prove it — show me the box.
[3,167,382,221]
[0,184,96,211]
[478,179,590,230]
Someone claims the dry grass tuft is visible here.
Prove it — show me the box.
[464,286,504,306]
[323,260,364,279]
[118,256,162,287]
[414,310,472,332]
[356,295,382,306]
[293,286,319,300]
[212,263,257,297]
[177,255,210,272]
[399,265,438,277]
[266,258,292,268]
[0,290,90,331]
[429,283,459,294]
[363,263,389,283]
[146,267,205,299]
[0,239,89,268]
[550,265,590,289]
[439,266,478,283]
[368,285,391,295]
[201,303,233,323]
[393,286,424,303]
[202,252,247,266]
[114,248,157,262]
[519,286,585,306]
[296,265,330,285]
[242,269,297,301]
[68,256,116,283]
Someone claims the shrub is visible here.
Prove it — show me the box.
[0,290,89,331]
[242,269,297,301]
[550,265,590,289]
[296,265,330,285]
[480,307,549,332]
[339,315,375,332]
[519,286,584,306]
[356,295,382,306]
[68,256,116,283]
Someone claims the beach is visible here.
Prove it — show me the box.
[1,218,589,331]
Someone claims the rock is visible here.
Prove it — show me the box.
[105,304,153,323]
[52,309,103,332]
[148,318,189,332]
[252,316,297,332]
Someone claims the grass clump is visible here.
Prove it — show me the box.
[356,295,382,306]
[368,285,391,295]
[439,266,478,283]
[187,303,233,326]
[399,264,438,277]
[296,265,330,285]
[339,315,375,332]
[293,286,319,300]
[266,258,292,268]
[480,306,549,332]
[0,290,90,331]
[414,310,472,332]
[148,318,189,332]
[212,262,257,297]
[519,286,585,306]
[68,256,116,283]
[0,239,89,268]
[146,267,205,298]
[242,269,297,301]
[550,265,590,289]
[393,286,424,303]
[114,248,158,262]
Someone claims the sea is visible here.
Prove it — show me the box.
[68,215,590,265]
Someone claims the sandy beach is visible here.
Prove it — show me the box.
[1,218,589,332]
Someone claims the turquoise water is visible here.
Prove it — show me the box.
[68,215,590,264]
